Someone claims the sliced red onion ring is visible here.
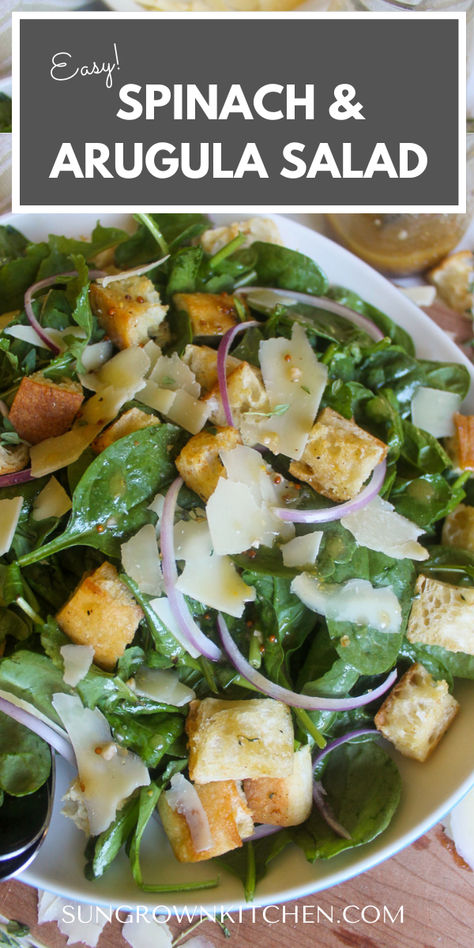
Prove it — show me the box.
[0,468,34,488]
[25,269,105,354]
[275,459,387,524]
[217,320,259,426]
[160,477,221,662]
[239,287,385,343]
[312,727,377,770]
[218,613,397,711]
[0,694,76,766]
[248,823,281,841]
[313,781,351,840]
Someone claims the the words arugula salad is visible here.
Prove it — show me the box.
[0,214,473,900]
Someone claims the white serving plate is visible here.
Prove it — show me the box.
[1,211,472,911]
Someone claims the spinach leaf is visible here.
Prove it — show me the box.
[296,626,360,737]
[327,285,415,353]
[400,639,474,681]
[0,226,28,266]
[17,425,186,567]
[268,302,373,348]
[46,223,128,262]
[246,242,328,295]
[418,544,474,586]
[106,710,184,768]
[0,651,72,724]
[0,713,51,796]
[390,472,467,530]
[400,419,452,474]
[291,741,401,860]
[358,347,470,417]
[0,242,49,312]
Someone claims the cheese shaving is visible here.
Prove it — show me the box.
[292,574,402,635]
[32,476,72,521]
[0,496,23,555]
[341,495,429,561]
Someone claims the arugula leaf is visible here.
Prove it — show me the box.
[0,712,51,796]
[85,793,140,880]
[217,831,292,902]
[129,782,162,885]
[0,226,28,266]
[0,242,49,313]
[167,246,204,296]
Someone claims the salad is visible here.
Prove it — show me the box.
[0,213,473,902]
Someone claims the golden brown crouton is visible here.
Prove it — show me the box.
[90,276,168,349]
[289,407,388,502]
[442,504,474,553]
[181,343,241,393]
[407,574,474,656]
[175,427,241,501]
[186,698,294,784]
[92,407,160,454]
[243,745,313,827]
[173,293,239,337]
[0,442,29,476]
[445,413,474,472]
[8,374,84,445]
[158,779,254,863]
[375,662,459,762]
[56,561,143,671]
[204,362,269,429]
[427,250,473,315]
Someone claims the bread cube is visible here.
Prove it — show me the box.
[243,745,312,827]
[289,407,388,502]
[56,561,143,671]
[200,218,282,256]
[0,442,29,476]
[8,373,84,445]
[92,407,160,454]
[204,362,269,429]
[173,293,239,337]
[182,343,241,393]
[407,574,474,656]
[445,413,474,472]
[428,250,473,315]
[175,426,241,501]
[158,779,254,863]
[374,662,459,762]
[442,504,474,554]
[90,275,168,349]
[186,698,294,783]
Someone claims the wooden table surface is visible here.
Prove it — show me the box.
[0,301,473,948]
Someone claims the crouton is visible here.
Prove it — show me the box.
[200,218,282,256]
[173,293,239,337]
[243,745,313,827]
[90,276,168,349]
[92,407,160,454]
[0,442,29,476]
[181,343,241,393]
[289,407,388,502]
[374,662,459,762]
[442,504,474,553]
[445,413,474,472]
[8,374,84,445]
[427,250,473,315]
[175,426,241,501]
[204,362,269,429]
[407,574,474,656]
[186,697,294,784]
[158,779,254,863]
[56,561,143,671]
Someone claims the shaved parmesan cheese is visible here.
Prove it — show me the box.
[32,476,72,521]
[30,424,103,478]
[121,523,164,596]
[173,519,255,617]
[165,389,209,434]
[206,479,269,554]
[341,495,428,561]
[0,496,23,555]
[219,443,295,542]
[38,891,108,948]
[97,346,151,390]
[149,596,200,659]
[292,574,402,635]
[241,324,327,460]
[150,352,200,398]
[400,285,436,307]
[443,786,474,871]
[165,773,213,852]
[52,693,150,835]
[81,386,139,425]
[148,491,165,533]
[122,914,172,948]
[136,380,176,414]
[411,386,462,438]
[281,531,323,567]
[245,288,298,310]
[60,644,94,686]
[142,338,162,369]
[80,340,114,372]
[5,324,86,350]
[134,666,195,706]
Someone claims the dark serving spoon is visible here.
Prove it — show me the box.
[0,750,56,880]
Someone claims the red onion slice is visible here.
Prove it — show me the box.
[24,269,105,355]
[218,613,397,711]
[160,477,221,662]
[239,287,385,343]
[248,823,281,841]
[313,781,351,840]
[216,320,259,426]
[0,694,75,766]
[275,459,387,524]
[312,727,377,770]
[0,468,34,488]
